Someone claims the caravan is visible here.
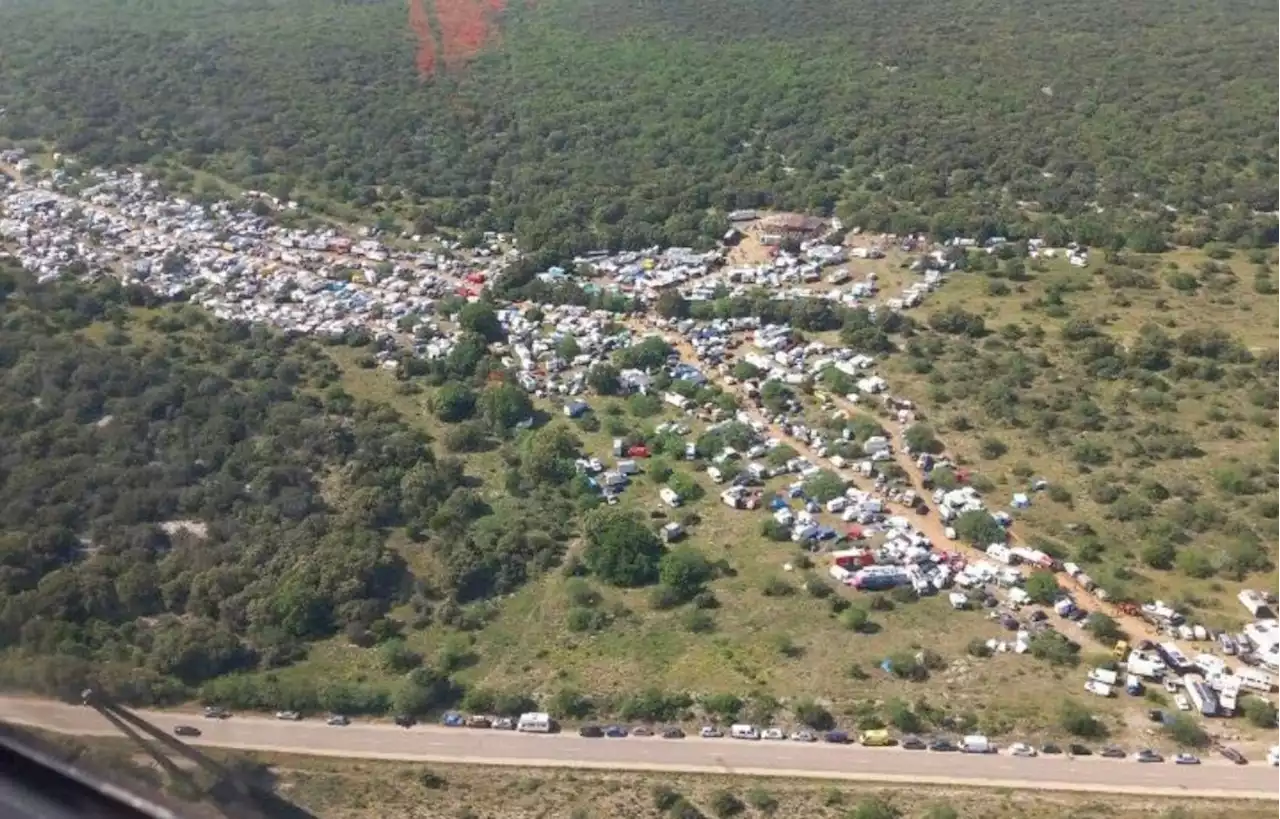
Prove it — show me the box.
[730,724,761,740]
[517,712,553,733]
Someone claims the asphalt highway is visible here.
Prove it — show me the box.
[1,698,1275,800]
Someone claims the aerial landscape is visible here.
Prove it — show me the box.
[0,0,1275,817]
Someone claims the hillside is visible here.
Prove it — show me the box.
[0,0,1274,254]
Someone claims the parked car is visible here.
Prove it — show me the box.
[173,725,201,737]
[1218,745,1248,765]
[465,715,492,729]
[631,726,654,737]
[700,726,723,738]
[761,727,785,741]
[493,717,516,730]
[394,714,416,728]
[1135,749,1163,763]
[579,725,604,738]
[662,726,685,739]
[1009,743,1037,757]
[203,707,230,720]
[824,730,849,744]
[604,725,629,738]
[929,738,958,752]
[789,730,816,742]
[441,712,465,727]
[1068,744,1093,756]
[1174,753,1200,765]
[900,736,926,750]
[1040,743,1063,755]
[1100,746,1127,759]
[326,715,350,726]
[274,711,302,721]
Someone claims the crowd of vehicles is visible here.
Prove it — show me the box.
[169,708,1269,765]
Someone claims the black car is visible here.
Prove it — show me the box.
[824,730,849,744]
[1218,745,1248,765]
[1040,743,1063,755]
[929,738,958,752]
[1100,746,1126,759]
[394,714,417,728]
[579,724,604,738]
[1068,744,1092,756]
[174,725,201,737]
[662,726,685,739]
[901,736,927,750]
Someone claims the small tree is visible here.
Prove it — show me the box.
[1243,697,1278,728]
[850,797,900,819]
[1059,699,1107,738]
[1084,612,1124,645]
[1024,570,1060,604]
[1164,713,1209,748]
[840,606,871,633]
[587,363,621,395]
[433,384,477,423]
[700,692,743,720]
[953,509,1006,546]
[709,791,744,819]
[582,507,665,587]
[803,470,847,502]
[903,424,940,453]
[885,698,922,733]
[659,546,713,601]
[652,785,682,811]
[793,699,835,731]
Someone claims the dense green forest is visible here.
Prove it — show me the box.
[0,265,590,711]
[0,0,1274,256]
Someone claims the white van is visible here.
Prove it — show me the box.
[708,466,724,483]
[729,724,760,740]
[960,735,990,753]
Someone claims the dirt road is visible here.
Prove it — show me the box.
[0,698,1273,799]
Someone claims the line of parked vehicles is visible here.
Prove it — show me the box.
[173,706,1260,766]
[566,723,1213,764]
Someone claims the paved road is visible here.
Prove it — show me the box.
[1,699,1274,800]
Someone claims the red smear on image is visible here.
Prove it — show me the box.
[409,0,518,76]
[408,0,438,77]
[436,0,491,66]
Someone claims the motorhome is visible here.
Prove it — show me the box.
[517,712,552,733]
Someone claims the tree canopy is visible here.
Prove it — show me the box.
[582,507,666,586]
[2,0,1270,254]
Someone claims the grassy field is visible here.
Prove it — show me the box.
[878,246,1279,627]
[76,245,1277,750]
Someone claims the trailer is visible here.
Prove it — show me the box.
[1183,677,1219,716]
[1157,642,1192,672]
